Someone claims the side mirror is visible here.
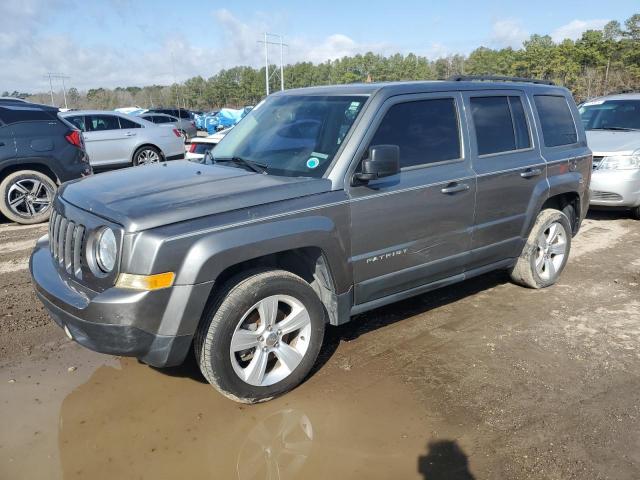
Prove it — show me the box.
[354,145,400,183]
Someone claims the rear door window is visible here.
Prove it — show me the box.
[534,95,578,147]
[86,115,120,131]
[369,98,461,168]
[118,117,141,129]
[470,96,531,155]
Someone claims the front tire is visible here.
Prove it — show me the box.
[195,270,326,403]
[510,208,572,289]
[0,170,56,224]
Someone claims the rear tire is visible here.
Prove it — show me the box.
[132,146,162,166]
[0,170,56,224]
[631,206,640,220]
[510,209,572,289]
[195,270,326,403]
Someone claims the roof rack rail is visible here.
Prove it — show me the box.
[448,75,555,86]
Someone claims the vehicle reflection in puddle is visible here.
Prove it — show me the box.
[56,355,436,480]
[236,409,313,479]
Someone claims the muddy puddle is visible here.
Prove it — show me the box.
[0,344,453,480]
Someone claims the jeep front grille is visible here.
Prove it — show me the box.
[49,209,85,279]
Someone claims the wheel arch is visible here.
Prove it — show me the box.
[0,160,60,184]
[522,172,584,238]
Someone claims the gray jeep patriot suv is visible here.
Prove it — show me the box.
[30,78,591,403]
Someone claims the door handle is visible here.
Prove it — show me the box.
[440,182,470,194]
[124,132,136,137]
[520,168,542,178]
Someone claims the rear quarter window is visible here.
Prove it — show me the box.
[534,95,578,147]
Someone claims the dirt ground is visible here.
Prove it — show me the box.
[0,211,639,480]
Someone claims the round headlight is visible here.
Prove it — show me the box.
[96,227,117,273]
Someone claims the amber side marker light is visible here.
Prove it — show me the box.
[116,272,175,290]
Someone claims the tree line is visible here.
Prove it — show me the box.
[16,14,640,110]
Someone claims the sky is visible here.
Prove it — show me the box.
[0,0,637,93]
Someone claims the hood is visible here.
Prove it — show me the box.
[586,130,640,156]
[59,161,332,232]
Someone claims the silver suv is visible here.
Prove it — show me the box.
[579,93,640,219]
[31,78,591,403]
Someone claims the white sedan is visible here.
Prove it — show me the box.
[61,110,185,167]
[186,128,231,160]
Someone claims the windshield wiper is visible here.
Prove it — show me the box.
[214,156,268,174]
[590,127,640,132]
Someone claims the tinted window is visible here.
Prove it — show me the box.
[471,96,531,155]
[67,116,87,131]
[510,96,531,149]
[155,116,174,124]
[119,117,141,129]
[87,115,120,131]
[0,106,57,124]
[534,95,577,147]
[177,110,190,119]
[369,98,460,168]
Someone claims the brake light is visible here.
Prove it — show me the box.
[189,143,197,153]
[172,129,181,137]
[65,130,82,148]
[190,121,195,127]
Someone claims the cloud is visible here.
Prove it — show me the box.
[551,19,609,42]
[490,19,529,49]
[0,4,398,93]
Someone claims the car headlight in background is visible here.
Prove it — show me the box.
[598,150,640,170]
[96,227,117,272]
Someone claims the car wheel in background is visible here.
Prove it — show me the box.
[631,206,640,220]
[195,269,326,403]
[132,146,162,166]
[0,170,56,224]
[510,208,572,289]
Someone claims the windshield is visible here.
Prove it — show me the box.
[210,95,367,177]
[579,99,640,131]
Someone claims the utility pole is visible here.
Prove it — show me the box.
[43,73,70,108]
[264,33,269,96]
[257,33,288,96]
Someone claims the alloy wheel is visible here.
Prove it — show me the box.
[136,149,160,165]
[230,295,312,387]
[534,221,568,281]
[7,178,53,218]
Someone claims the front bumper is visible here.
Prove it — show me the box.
[29,236,211,367]
[590,168,640,207]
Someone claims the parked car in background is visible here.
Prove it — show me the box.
[145,108,192,121]
[31,78,591,402]
[137,112,197,141]
[185,128,231,160]
[579,93,640,219]
[60,111,185,167]
[0,99,90,224]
